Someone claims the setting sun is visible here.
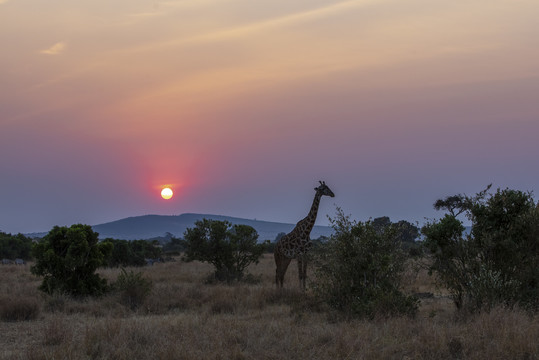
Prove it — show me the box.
[161,187,173,200]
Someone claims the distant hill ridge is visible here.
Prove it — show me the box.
[28,213,334,241]
[94,213,333,241]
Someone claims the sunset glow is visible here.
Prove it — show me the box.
[1,0,539,233]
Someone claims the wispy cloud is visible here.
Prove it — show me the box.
[127,0,380,53]
[40,42,67,55]
[197,0,379,40]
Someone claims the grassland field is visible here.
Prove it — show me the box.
[0,254,537,360]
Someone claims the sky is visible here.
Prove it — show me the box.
[1,0,539,234]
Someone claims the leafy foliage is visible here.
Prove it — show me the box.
[371,216,420,243]
[183,219,267,282]
[422,215,471,309]
[422,186,539,312]
[311,209,418,319]
[162,236,186,255]
[0,232,33,260]
[105,239,162,267]
[31,224,113,297]
[371,217,421,256]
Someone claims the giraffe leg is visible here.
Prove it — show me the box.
[302,259,308,290]
[279,258,291,288]
[274,252,291,288]
[297,257,307,290]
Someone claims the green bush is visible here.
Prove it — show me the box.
[0,232,33,260]
[105,239,162,267]
[423,186,539,312]
[114,268,153,310]
[183,219,266,283]
[31,224,113,297]
[311,209,418,319]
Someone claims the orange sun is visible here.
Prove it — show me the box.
[161,187,173,200]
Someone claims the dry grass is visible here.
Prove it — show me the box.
[0,297,40,322]
[0,255,537,360]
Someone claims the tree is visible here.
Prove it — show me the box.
[433,195,469,217]
[371,217,421,256]
[422,186,539,312]
[422,215,471,309]
[162,236,186,254]
[130,239,162,263]
[395,220,420,243]
[105,239,140,267]
[371,217,420,243]
[104,239,163,267]
[183,219,266,282]
[0,232,33,260]
[311,209,418,319]
[372,216,391,234]
[31,224,113,297]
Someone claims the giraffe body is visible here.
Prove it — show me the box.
[274,181,334,289]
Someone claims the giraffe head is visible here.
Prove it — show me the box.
[315,181,335,198]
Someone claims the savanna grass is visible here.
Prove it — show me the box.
[0,296,40,322]
[0,255,537,360]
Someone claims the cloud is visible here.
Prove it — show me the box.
[40,42,67,55]
[125,0,380,53]
[192,0,379,41]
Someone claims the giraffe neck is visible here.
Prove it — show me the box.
[304,191,322,232]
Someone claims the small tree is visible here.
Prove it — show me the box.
[105,239,138,267]
[31,224,112,297]
[0,232,33,260]
[311,209,418,318]
[162,236,186,254]
[423,186,539,312]
[183,219,266,282]
[371,217,420,244]
[371,217,421,256]
[421,215,472,309]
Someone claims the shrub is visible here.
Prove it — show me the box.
[0,232,33,260]
[422,186,539,312]
[114,268,153,310]
[311,209,418,319]
[105,239,163,267]
[31,224,113,297]
[183,219,266,282]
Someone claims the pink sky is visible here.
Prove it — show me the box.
[1,0,539,234]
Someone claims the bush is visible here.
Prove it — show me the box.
[0,232,33,260]
[183,219,267,282]
[105,239,162,267]
[114,268,153,310]
[311,209,418,319]
[31,224,113,297]
[422,186,539,313]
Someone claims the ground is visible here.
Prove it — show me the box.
[0,255,537,359]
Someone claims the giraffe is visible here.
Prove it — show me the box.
[274,181,335,289]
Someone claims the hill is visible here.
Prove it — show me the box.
[90,213,333,241]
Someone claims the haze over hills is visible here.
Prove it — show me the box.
[26,213,334,241]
